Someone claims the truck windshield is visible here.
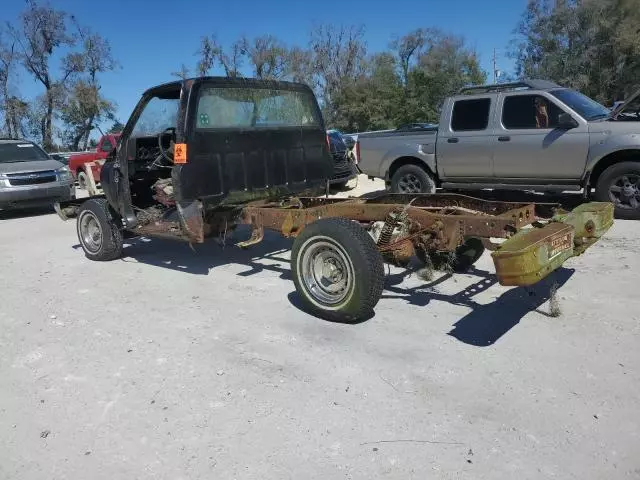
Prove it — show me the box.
[195,87,321,129]
[0,142,50,163]
[131,97,179,136]
[550,89,611,121]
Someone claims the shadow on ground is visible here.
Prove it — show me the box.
[74,225,295,280]
[74,227,574,345]
[382,265,575,347]
[0,206,55,220]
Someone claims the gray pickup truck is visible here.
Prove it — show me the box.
[357,80,640,219]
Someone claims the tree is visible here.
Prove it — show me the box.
[60,80,115,150]
[58,23,116,150]
[308,24,368,123]
[331,53,402,131]
[0,29,28,138]
[8,1,83,150]
[171,63,190,79]
[391,29,426,88]
[69,24,116,149]
[197,35,244,77]
[389,29,486,126]
[107,119,124,133]
[287,47,313,84]
[241,35,289,80]
[511,0,640,104]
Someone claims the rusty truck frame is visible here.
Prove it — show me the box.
[53,77,614,322]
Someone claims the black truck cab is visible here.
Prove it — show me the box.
[101,77,333,240]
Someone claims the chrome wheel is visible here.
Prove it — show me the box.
[78,210,103,253]
[298,237,354,307]
[397,173,423,193]
[609,174,640,210]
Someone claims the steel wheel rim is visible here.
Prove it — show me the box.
[79,211,103,253]
[609,174,640,210]
[299,237,354,307]
[398,173,422,193]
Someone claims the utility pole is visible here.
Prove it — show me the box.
[492,48,498,83]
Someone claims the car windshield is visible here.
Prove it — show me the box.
[549,89,611,120]
[0,142,51,163]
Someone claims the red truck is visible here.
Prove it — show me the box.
[68,133,121,189]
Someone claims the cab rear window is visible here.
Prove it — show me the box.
[195,87,321,129]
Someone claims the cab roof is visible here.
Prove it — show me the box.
[143,76,314,98]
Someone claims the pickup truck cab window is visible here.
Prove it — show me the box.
[502,94,566,129]
[493,92,589,180]
[195,87,321,129]
[451,98,491,131]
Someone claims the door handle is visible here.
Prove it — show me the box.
[447,138,459,144]
[498,136,511,142]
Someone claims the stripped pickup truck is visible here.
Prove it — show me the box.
[68,133,121,190]
[54,77,613,323]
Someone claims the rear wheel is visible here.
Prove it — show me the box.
[291,217,384,323]
[76,198,123,261]
[594,161,640,220]
[390,164,436,194]
[416,237,485,273]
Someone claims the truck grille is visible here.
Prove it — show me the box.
[6,171,57,186]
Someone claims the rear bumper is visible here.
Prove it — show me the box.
[0,182,76,210]
[492,202,614,286]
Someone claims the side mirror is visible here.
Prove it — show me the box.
[558,113,579,129]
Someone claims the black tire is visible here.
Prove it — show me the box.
[390,164,436,194]
[594,161,640,220]
[76,198,123,261]
[291,217,385,323]
[77,171,88,190]
[416,237,485,273]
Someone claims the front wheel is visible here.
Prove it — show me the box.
[291,218,385,323]
[76,198,123,261]
[390,164,436,194]
[594,162,640,220]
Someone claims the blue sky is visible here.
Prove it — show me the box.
[2,0,526,134]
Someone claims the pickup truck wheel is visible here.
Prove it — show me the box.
[416,238,485,273]
[595,162,640,220]
[76,198,123,261]
[291,217,385,323]
[77,171,88,190]
[391,165,435,194]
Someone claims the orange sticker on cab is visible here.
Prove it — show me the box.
[174,143,187,164]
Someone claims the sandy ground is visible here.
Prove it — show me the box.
[1,175,639,479]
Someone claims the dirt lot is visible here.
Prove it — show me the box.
[1,176,639,479]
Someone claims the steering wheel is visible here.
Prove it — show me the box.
[158,127,176,163]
